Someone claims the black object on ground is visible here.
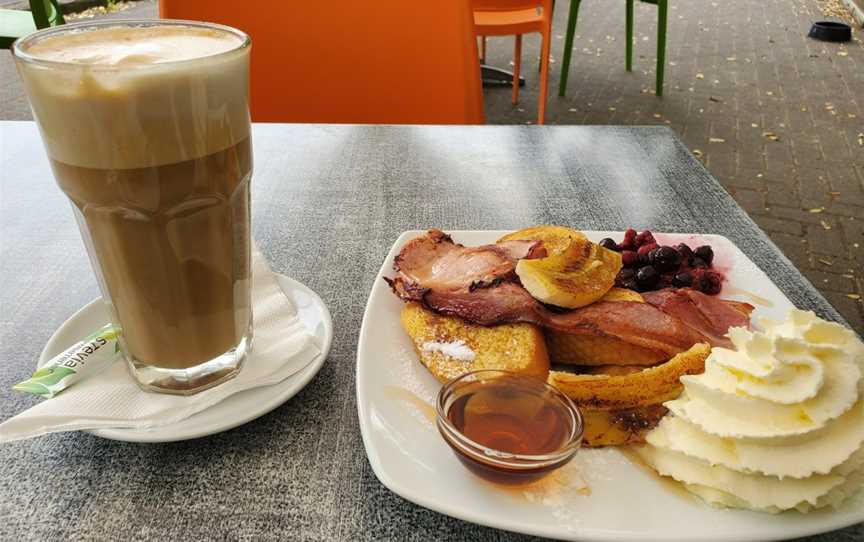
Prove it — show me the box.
[481,65,526,88]
[807,21,852,42]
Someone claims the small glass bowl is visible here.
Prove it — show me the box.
[436,370,584,484]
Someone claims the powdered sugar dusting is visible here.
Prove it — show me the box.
[422,340,476,361]
[521,461,590,531]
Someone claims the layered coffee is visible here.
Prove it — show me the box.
[14,22,253,392]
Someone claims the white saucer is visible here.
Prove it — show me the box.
[38,275,332,443]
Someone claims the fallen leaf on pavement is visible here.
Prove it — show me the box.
[821,220,832,230]
[762,131,781,141]
[809,207,825,213]
[709,137,725,143]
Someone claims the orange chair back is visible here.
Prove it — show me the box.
[472,0,544,11]
[161,1,484,124]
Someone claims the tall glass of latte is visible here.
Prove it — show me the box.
[13,21,253,395]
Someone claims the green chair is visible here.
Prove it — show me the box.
[1,0,65,49]
[558,0,667,97]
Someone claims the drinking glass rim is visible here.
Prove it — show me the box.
[12,19,251,70]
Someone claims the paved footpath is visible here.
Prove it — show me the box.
[483,0,864,330]
[1,0,862,330]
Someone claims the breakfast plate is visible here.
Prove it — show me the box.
[356,230,864,541]
[38,275,332,443]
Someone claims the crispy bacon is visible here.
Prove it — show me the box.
[423,281,546,325]
[387,230,751,355]
[424,282,706,356]
[641,289,753,349]
[387,229,546,300]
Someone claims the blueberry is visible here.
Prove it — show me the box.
[694,245,714,266]
[650,246,681,272]
[696,271,723,295]
[635,265,660,289]
[690,256,708,269]
[599,238,619,252]
[675,243,693,261]
[617,268,635,281]
[621,279,639,291]
[672,271,693,287]
[638,244,656,266]
[614,268,635,287]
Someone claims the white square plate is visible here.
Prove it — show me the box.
[356,230,864,541]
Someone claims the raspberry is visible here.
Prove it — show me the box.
[621,250,638,267]
[637,243,658,257]
[621,228,637,250]
[635,230,656,247]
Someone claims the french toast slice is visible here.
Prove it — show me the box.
[401,302,550,383]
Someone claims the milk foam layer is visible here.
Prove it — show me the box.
[639,310,864,513]
[25,25,242,66]
[15,24,249,169]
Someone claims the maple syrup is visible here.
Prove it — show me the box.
[437,371,583,485]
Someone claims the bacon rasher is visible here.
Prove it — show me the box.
[386,230,751,354]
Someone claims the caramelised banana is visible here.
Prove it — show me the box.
[498,225,586,256]
[548,343,711,446]
[500,226,621,309]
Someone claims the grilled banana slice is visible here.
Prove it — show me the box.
[515,237,622,309]
[548,343,711,446]
[498,225,586,256]
[597,287,643,303]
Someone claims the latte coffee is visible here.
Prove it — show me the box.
[14,21,253,394]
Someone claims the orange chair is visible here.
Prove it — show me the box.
[473,0,553,124]
[160,2,483,124]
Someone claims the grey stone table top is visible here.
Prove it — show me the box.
[0,121,859,541]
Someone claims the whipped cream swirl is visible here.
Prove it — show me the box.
[639,310,864,513]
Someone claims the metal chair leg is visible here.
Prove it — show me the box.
[558,0,581,97]
[626,0,634,72]
[655,0,667,96]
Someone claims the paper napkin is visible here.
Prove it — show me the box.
[0,248,322,442]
